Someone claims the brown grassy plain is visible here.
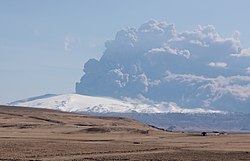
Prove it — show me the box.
[0,105,249,161]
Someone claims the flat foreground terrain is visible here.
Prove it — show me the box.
[0,105,249,161]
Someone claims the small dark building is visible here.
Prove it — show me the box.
[201,132,207,136]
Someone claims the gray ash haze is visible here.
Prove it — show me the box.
[76,20,250,113]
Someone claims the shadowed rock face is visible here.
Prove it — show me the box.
[76,20,250,113]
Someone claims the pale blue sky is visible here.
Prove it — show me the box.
[1,0,250,103]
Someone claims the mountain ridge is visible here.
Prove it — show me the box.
[9,93,225,114]
[9,93,250,132]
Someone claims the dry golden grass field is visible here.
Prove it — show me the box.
[0,105,249,161]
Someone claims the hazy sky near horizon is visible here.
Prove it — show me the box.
[1,0,250,103]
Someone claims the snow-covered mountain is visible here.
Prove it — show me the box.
[9,94,250,132]
[9,93,223,114]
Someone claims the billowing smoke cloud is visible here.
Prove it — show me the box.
[76,20,250,113]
